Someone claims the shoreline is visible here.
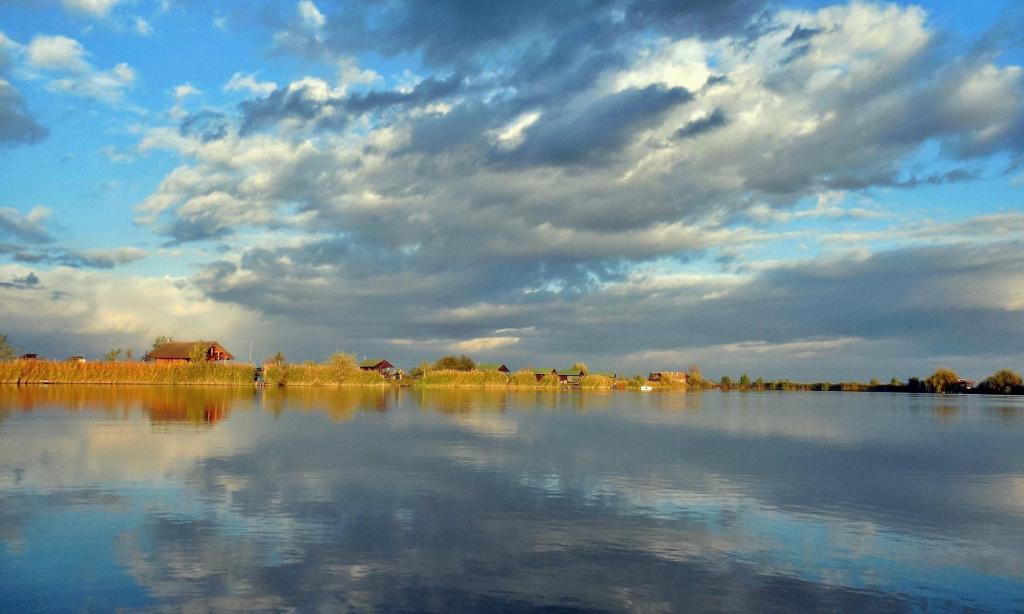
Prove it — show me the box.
[1,381,1020,397]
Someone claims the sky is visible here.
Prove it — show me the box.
[0,0,1022,380]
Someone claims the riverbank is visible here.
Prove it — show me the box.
[0,360,684,390]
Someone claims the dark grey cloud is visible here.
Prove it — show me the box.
[675,108,727,139]
[179,109,229,142]
[0,271,39,289]
[625,0,768,38]
[281,0,765,67]
[10,246,146,269]
[239,74,464,135]
[117,2,1024,377]
[187,222,1024,377]
[0,80,47,145]
[495,85,692,167]
[783,25,822,45]
[345,74,463,113]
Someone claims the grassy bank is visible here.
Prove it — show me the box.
[262,363,386,386]
[0,360,683,390]
[417,369,631,390]
[0,359,255,385]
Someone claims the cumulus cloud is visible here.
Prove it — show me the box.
[238,73,462,134]
[3,1,1022,376]
[26,34,135,104]
[0,264,259,356]
[224,72,277,97]
[297,0,324,30]
[0,206,53,243]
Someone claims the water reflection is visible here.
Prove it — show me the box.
[1,386,1022,612]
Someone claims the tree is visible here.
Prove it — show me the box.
[125,348,134,361]
[889,377,901,387]
[979,369,1023,395]
[925,368,959,394]
[0,334,14,361]
[719,375,733,389]
[754,377,765,390]
[869,378,880,388]
[187,343,209,362]
[433,354,475,371]
[572,361,589,375]
[104,347,122,361]
[738,373,751,390]
[152,335,173,350]
[686,364,706,388]
[268,351,287,365]
[329,351,358,374]
[410,361,431,378]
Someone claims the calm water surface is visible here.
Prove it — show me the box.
[1,386,1022,612]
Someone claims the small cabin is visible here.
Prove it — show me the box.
[649,371,687,383]
[66,355,86,363]
[145,341,234,364]
[953,378,975,393]
[360,359,398,378]
[554,369,585,385]
[477,363,511,374]
[19,353,39,360]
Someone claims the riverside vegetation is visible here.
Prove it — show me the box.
[0,335,1021,394]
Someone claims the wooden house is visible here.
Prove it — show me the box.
[554,368,585,385]
[477,363,511,374]
[360,359,398,378]
[145,341,234,364]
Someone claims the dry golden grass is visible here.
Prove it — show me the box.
[0,359,253,385]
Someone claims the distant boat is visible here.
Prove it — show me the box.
[640,385,653,391]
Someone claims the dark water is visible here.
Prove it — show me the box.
[1,386,1022,612]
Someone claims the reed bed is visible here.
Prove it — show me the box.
[418,369,618,389]
[262,363,386,386]
[0,359,254,385]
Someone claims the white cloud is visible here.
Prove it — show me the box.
[449,336,522,352]
[224,72,277,97]
[26,35,135,104]
[173,83,200,101]
[297,0,326,29]
[26,35,89,72]
[0,206,52,243]
[336,56,380,93]
[62,0,121,17]
[101,145,135,163]
[0,263,259,349]
[133,17,153,36]
[489,111,541,150]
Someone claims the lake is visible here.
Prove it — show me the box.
[1,386,1022,612]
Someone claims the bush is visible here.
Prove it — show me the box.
[433,355,475,371]
[979,369,1023,395]
[925,368,959,394]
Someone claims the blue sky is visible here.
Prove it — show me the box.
[1,0,1022,380]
